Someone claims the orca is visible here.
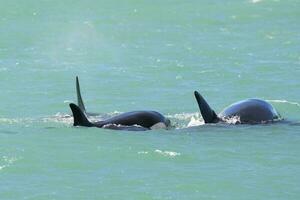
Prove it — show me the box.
[194,91,281,124]
[69,103,171,131]
[70,76,171,131]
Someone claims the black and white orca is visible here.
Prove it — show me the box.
[194,91,281,124]
[70,77,170,131]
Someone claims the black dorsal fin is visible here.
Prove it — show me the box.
[194,91,219,123]
[69,103,93,127]
[76,76,86,112]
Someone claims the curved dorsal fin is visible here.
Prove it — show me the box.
[194,91,219,123]
[69,103,93,127]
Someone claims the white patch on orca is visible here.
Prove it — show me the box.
[150,122,167,130]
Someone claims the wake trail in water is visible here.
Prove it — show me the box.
[0,113,73,127]
[0,111,204,130]
[2,105,298,130]
[267,99,300,108]
[46,112,206,129]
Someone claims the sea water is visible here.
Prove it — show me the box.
[0,0,300,199]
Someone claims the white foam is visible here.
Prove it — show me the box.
[155,149,181,157]
[0,117,35,125]
[137,151,149,154]
[0,156,20,171]
[187,116,204,127]
[0,118,20,124]
[222,116,241,124]
[42,113,73,124]
[167,112,199,121]
[0,113,75,126]
[167,112,204,128]
[251,0,262,3]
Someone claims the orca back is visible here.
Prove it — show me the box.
[219,99,280,123]
[99,111,169,129]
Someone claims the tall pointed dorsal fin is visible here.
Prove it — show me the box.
[76,76,86,112]
[194,91,219,123]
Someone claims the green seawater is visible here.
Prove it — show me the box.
[0,0,300,199]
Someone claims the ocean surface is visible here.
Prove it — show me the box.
[1,0,300,199]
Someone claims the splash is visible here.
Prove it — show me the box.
[166,112,204,128]
[222,116,241,124]
[187,116,204,127]
[167,112,199,121]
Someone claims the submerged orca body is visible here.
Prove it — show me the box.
[70,77,170,131]
[194,91,281,124]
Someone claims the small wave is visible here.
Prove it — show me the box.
[167,112,199,121]
[138,150,181,157]
[155,149,181,157]
[0,113,74,126]
[198,69,216,74]
[251,0,262,3]
[0,156,20,171]
[63,100,73,104]
[0,117,34,125]
[289,122,300,126]
[0,118,20,124]
[187,116,204,127]
[267,99,300,108]
[137,151,149,154]
[42,112,73,124]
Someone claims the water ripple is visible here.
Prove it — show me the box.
[267,99,300,108]
[0,156,20,171]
